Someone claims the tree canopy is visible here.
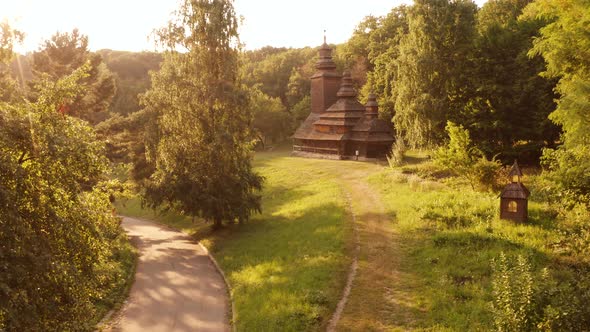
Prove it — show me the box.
[522,0,590,203]
[31,29,116,125]
[0,64,125,331]
[140,0,263,228]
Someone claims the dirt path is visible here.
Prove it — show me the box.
[326,164,406,331]
[106,217,230,332]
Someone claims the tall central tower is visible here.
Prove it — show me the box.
[310,39,342,114]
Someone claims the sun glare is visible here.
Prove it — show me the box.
[0,1,26,23]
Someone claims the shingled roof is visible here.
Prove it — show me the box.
[500,182,530,199]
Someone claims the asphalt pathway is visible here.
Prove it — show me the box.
[107,216,230,332]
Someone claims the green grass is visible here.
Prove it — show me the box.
[115,148,570,331]
[93,230,137,329]
[115,150,354,331]
[366,164,559,330]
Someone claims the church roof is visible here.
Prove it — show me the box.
[348,94,394,143]
[292,112,321,140]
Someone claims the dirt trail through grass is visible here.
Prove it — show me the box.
[318,162,409,331]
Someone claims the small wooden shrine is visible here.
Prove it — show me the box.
[500,160,530,222]
[292,40,394,160]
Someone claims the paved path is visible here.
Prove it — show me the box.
[107,217,230,332]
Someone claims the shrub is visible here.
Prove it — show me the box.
[387,139,406,168]
[491,253,541,331]
[538,266,590,331]
[434,121,501,191]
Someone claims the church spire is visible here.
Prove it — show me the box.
[316,32,336,71]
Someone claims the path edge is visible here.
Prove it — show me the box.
[196,241,237,332]
[326,191,360,331]
[100,215,237,332]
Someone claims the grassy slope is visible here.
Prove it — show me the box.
[115,149,356,331]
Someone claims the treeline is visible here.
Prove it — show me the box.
[6,0,585,204]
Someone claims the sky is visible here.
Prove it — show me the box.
[1,0,487,53]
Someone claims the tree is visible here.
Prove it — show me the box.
[362,6,410,121]
[0,22,24,102]
[0,65,124,330]
[140,0,263,228]
[31,29,116,125]
[393,0,477,147]
[94,50,163,163]
[434,121,501,191]
[459,0,559,162]
[522,0,590,203]
[249,87,292,149]
[241,47,313,106]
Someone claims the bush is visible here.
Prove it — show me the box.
[434,121,501,191]
[387,139,406,168]
[538,266,590,331]
[491,253,542,331]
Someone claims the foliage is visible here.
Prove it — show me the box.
[434,121,501,191]
[140,0,263,228]
[386,139,405,168]
[0,66,129,330]
[362,6,410,120]
[99,50,162,116]
[537,265,590,331]
[290,95,311,125]
[242,46,316,108]
[249,86,292,148]
[522,0,590,203]
[461,0,559,163]
[393,0,477,147]
[30,29,116,125]
[491,253,540,331]
[89,51,163,164]
[0,22,24,103]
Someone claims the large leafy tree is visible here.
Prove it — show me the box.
[0,22,24,103]
[362,6,410,121]
[31,29,116,125]
[460,0,559,162]
[141,0,263,228]
[522,0,590,203]
[393,0,478,147]
[249,87,292,149]
[0,65,124,330]
[94,51,162,163]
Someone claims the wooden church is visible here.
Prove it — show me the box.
[292,40,394,160]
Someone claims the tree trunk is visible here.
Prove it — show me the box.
[212,217,222,230]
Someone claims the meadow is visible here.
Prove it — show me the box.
[116,148,572,331]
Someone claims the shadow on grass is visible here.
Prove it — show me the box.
[207,200,349,332]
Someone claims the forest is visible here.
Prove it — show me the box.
[1,0,589,330]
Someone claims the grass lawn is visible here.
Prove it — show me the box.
[115,148,358,331]
[115,147,568,331]
[365,154,559,330]
[93,230,137,329]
